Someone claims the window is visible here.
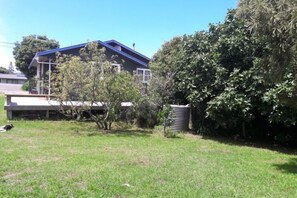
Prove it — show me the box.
[136,68,151,83]
[112,64,121,73]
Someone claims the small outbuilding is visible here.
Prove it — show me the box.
[0,74,27,84]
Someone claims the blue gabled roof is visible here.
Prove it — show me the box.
[36,42,87,56]
[35,40,150,67]
[104,40,150,61]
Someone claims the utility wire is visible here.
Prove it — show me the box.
[0,45,14,48]
[0,41,14,48]
[0,41,14,45]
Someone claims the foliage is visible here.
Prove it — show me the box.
[13,35,59,79]
[177,31,219,107]
[157,104,177,137]
[263,73,297,126]
[206,66,266,136]
[236,0,297,127]
[155,8,297,144]
[0,66,9,74]
[148,36,187,106]
[206,75,252,129]
[158,105,173,129]
[21,81,29,91]
[51,42,141,130]
[237,0,297,101]
[134,96,159,128]
[177,10,262,134]
[148,36,189,133]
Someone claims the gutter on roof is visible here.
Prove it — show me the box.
[29,55,56,69]
[28,53,38,68]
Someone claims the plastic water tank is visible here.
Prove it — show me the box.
[170,105,190,131]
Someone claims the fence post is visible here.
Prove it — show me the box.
[6,95,12,119]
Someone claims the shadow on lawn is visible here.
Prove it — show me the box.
[273,158,297,174]
[199,134,297,155]
[87,129,153,138]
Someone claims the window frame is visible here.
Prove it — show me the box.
[112,63,121,73]
[136,68,151,83]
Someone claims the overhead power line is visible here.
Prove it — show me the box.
[0,41,14,45]
[0,41,14,49]
[0,45,14,48]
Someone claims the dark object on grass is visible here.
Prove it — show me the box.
[0,124,14,132]
[4,124,14,130]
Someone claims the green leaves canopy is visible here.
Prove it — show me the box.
[149,36,187,106]
[150,6,297,144]
[13,35,59,78]
[237,0,297,82]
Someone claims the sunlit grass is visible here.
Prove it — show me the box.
[0,94,297,197]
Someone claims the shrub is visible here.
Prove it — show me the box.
[135,97,159,128]
[22,81,29,91]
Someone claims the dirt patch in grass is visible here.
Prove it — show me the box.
[2,170,28,185]
[134,157,154,166]
[29,156,63,165]
[3,172,21,179]
[76,181,87,190]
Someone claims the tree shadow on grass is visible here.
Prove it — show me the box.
[199,134,297,155]
[273,158,297,174]
[87,129,153,138]
[110,129,153,137]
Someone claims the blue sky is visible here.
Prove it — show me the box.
[0,0,237,69]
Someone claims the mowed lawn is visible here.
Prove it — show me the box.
[0,95,297,197]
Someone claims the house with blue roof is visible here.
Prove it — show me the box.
[29,40,151,94]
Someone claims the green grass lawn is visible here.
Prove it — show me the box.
[0,95,297,197]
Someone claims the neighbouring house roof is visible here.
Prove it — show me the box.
[0,74,27,80]
[29,40,150,68]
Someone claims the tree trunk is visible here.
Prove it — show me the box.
[103,122,108,130]
[108,122,112,130]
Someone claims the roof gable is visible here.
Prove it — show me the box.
[104,40,150,64]
[34,40,150,67]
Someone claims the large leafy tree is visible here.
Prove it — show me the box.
[51,42,141,130]
[177,31,218,107]
[149,36,187,106]
[205,10,265,134]
[237,0,297,122]
[176,8,297,143]
[13,35,59,79]
[176,30,220,133]
[140,37,186,129]
[177,10,263,134]
[237,0,297,82]
[148,6,297,145]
